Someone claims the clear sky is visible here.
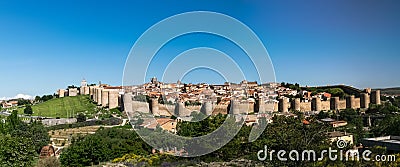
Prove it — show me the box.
[1,0,399,98]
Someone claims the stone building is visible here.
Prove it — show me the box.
[80,86,90,95]
[57,89,65,98]
[68,88,78,97]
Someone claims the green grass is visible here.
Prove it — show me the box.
[18,95,96,118]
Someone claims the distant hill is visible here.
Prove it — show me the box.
[18,95,96,118]
[374,87,400,96]
[301,85,362,97]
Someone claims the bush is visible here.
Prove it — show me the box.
[76,113,86,122]
[37,157,61,167]
[24,105,33,115]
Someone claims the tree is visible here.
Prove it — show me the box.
[17,98,31,106]
[76,113,86,122]
[5,121,50,154]
[339,108,358,122]
[372,115,400,136]
[59,128,151,166]
[175,114,330,165]
[24,105,33,115]
[249,116,329,166]
[317,111,329,119]
[0,134,36,167]
[190,112,207,122]
[6,110,20,131]
[327,88,345,99]
[29,122,51,154]
[0,111,50,166]
[2,111,50,154]
[41,95,54,102]
[109,108,121,113]
[35,96,41,102]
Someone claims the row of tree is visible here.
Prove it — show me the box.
[0,111,50,166]
[34,94,54,103]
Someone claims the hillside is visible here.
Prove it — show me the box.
[18,95,96,118]
[375,87,400,95]
[301,85,362,97]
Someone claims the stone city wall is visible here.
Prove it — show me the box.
[101,90,109,107]
[108,90,119,109]
[258,102,276,113]
[131,101,150,113]
[213,104,229,115]
[321,101,331,111]
[300,102,312,112]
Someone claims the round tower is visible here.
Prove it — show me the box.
[94,88,98,103]
[151,98,159,116]
[101,90,109,107]
[89,87,94,98]
[312,97,321,111]
[108,90,119,109]
[96,88,103,105]
[230,100,241,115]
[360,93,370,108]
[330,97,340,110]
[255,97,265,113]
[123,92,133,113]
[371,90,381,105]
[292,98,301,111]
[346,95,356,109]
[278,97,288,112]
[175,101,186,117]
[200,101,213,116]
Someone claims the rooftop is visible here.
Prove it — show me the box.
[363,136,400,145]
[328,131,352,138]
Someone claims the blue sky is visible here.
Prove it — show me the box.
[0,0,399,98]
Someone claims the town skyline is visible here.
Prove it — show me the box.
[1,0,400,98]
[1,77,396,101]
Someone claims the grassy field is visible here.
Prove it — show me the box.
[18,95,96,118]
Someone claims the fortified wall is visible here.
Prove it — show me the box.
[89,86,120,109]
[123,95,277,117]
[285,90,381,112]
[121,90,381,116]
